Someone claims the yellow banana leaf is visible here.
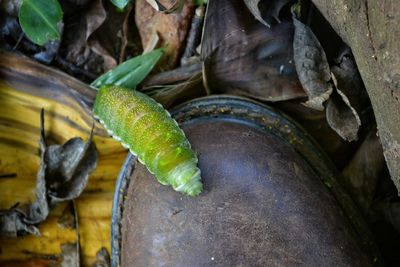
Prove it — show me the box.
[0,52,127,266]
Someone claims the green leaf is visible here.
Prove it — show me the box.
[91,48,164,90]
[110,0,131,9]
[19,0,63,46]
[193,0,207,5]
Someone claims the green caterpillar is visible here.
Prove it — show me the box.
[93,86,203,196]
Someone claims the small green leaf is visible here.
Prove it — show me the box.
[193,0,207,5]
[110,0,131,9]
[91,48,164,90]
[19,0,63,46]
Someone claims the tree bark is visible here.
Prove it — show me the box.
[311,0,400,193]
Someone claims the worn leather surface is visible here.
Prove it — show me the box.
[121,120,372,266]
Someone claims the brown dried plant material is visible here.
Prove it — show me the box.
[201,0,305,102]
[293,16,332,110]
[59,201,80,267]
[135,0,195,70]
[0,109,97,237]
[326,49,369,141]
[244,0,291,28]
[91,247,111,267]
[61,0,109,77]
[60,243,80,267]
[326,92,359,142]
[146,0,185,13]
[243,0,271,27]
[142,63,205,108]
[89,1,137,65]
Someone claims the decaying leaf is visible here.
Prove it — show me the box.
[180,5,205,66]
[141,63,205,108]
[0,109,97,237]
[60,0,109,78]
[0,208,40,236]
[92,247,111,267]
[60,201,80,267]
[88,1,137,65]
[244,0,291,28]
[33,40,61,64]
[201,0,305,101]
[58,202,77,229]
[60,243,80,267]
[146,0,185,13]
[326,49,370,141]
[135,0,195,70]
[244,0,271,28]
[292,15,332,110]
[326,91,360,142]
[264,0,292,24]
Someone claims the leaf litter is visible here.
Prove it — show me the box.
[292,13,332,111]
[0,109,97,237]
[201,0,305,101]
[243,0,291,28]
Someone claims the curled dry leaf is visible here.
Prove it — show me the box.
[326,50,369,141]
[59,202,80,267]
[61,243,80,267]
[135,0,195,71]
[180,5,205,66]
[292,15,332,110]
[146,0,185,13]
[244,0,291,28]
[60,0,138,79]
[0,109,97,237]
[201,0,305,102]
[88,1,136,65]
[60,0,109,78]
[244,0,271,28]
[92,247,111,267]
[326,91,360,142]
[141,63,205,108]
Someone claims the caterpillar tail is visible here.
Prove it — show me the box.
[170,162,203,196]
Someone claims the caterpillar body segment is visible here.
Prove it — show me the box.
[93,86,203,196]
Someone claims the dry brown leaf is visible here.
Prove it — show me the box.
[135,0,195,71]
[326,91,361,142]
[326,49,370,141]
[91,247,111,267]
[60,0,108,76]
[292,15,332,110]
[0,110,97,237]
[146,0,185,13]
[141,63,205,108]
[243,0,271,27]
[89,1,136,64]
[201,0,305,101]
[244,0,291,27]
